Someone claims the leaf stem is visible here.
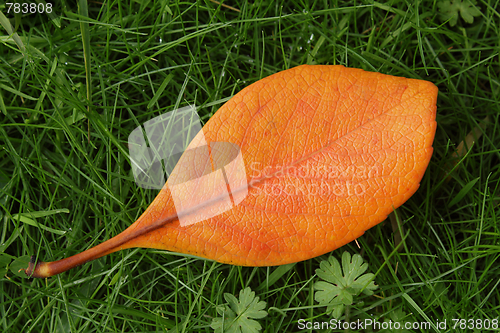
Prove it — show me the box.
[24,213,178,278]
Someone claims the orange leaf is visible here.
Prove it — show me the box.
[25,65,437,278]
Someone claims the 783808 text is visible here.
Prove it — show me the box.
[5,3,53,14]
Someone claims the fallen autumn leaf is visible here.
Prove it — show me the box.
[25,65,438,278]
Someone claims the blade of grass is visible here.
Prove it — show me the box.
[0,11,25,52]
[0,83,38,101]
[147,73,174,110]
[448,177,480,207]
[0,89,6,115]
[12,209,69,235]
[78,0,92,141]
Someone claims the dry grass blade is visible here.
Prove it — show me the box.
[444,116,489,182]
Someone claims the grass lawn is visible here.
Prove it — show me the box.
[1,0,499,332]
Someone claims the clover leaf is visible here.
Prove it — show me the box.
[437,0,481,26]
[211,287,268,333]
[314,252,378,319]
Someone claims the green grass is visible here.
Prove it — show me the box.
[1,0,499,332]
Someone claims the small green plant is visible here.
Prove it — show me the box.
[314,252,378,319]
[437,0,481,26]
[211,287,268,333]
